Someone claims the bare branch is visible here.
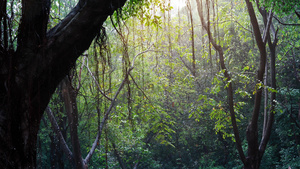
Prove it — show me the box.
[262,9,273,44]
[129,73,160,115]
[208,19,254,33]
[84,46,153,164]
[176,54,194,76]
[76,57,86,92]
[46,107,74,163]
[84,66,132,164]
[233,20,253,33]
[131,44,154,67]
[273,15,300,26]
[84,60,113,101]
[296,11,300,19]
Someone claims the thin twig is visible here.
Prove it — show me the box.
[131,44,154,68]
[129,73,160,116]
[76,57,86,92]
[84,59,113,101]
[84,65,133,164]
[84,47,154,164]
[273,15,300,26]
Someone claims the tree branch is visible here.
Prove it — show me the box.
[259,32,277,154]
[76,57,86,92]
[84,66,133,164]
[15,0,127,126]
[262,9,273,44]
[273,15,300,26]
[46,107,74,163]
[111,141,126,169]
[84,46,152,164]
[296,11,300,19]
[84,59,113,101]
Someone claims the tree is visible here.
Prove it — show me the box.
[0,0,133,168]
[195,0,299,168]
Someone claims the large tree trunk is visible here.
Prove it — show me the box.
[0,0,127,168]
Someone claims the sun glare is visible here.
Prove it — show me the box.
[170,0,186,9]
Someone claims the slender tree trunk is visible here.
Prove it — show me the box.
[187,0,196,76]
[196,0,246,165]
[111,142,126,169]
[263,61,268,136]
[61,77,85,169]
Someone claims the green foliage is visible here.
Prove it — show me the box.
[259,0,300,16]
[37,0,299,168]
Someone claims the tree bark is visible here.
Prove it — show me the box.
[186,0,196,76]
[61,77,85,169]
[0,0,127,168]
[244,0,275,168]
[259,9,277,158]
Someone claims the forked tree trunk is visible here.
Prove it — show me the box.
[195,0,276,168]
[0,0,127,168]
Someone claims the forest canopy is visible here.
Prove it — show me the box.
[0,0,299,168]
